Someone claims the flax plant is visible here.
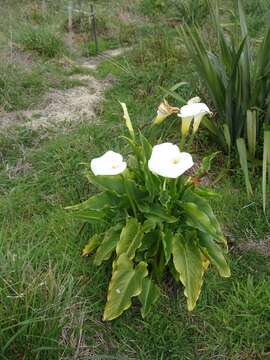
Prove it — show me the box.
[180,0,270,209]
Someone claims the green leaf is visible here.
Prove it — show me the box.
[140,132,152,161]
[116,218,144,259]
[246,110,257,159]
[161,228,173,265]
[236,138,253,197]
[142,219,157,233]
[139,278,160,319]
[194,188,220,199]
[94,224,122,266]
[262,130,270,213]
[160,86,186,105]
[103,254,148,321]
[120,102,135,140]
[86,173,125,195]
[71,208,108,222]
[198,233,230,277]
[162,82,188,100]
[223,124,231,152]
[86,173,145,200]
[82,234,101,257]
[139,132,160,200]
[182,189,226,245]
[196,152,220,178]
[139,203,177,224]
[65,192,116,211]
[172,232,204,311]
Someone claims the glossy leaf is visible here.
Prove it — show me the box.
[139,278,160,319]
[198,233,230,277]
[180,201,223,243]
[66,191,117,211]
[182,189,226,246]
[94,224,122,266]
[172,233,204,311]
[71,208,108,222]
[86,173,125,195]
[116,218,144,259]
[103,254,148,321]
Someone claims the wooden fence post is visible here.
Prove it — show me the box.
[90,4,98,54]
[68,1,73,34]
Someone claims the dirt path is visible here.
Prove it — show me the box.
[0,48,129,130]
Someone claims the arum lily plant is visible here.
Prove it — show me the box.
[153,96,212,149]
[67,103,230,321]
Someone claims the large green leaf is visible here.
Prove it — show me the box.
[116,218,144,259]
[71,208,108,222]
[86,173,125,195]
[103,254,148,321]
[180,200,224,244]
[65,192,116,211]
[172,232,204,311]
[86,173,145,201]
[139,278,160,319]
[198,233,230,277]
[94,224,122,266]
[182,189,226,245]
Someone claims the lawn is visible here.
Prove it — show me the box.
[0,1,270,359]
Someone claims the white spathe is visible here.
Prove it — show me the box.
[148,143,194,178]
[91,151,127,176]
[178,101,211,135]
[187,96,201,105]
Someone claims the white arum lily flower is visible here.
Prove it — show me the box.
[91,151,127,176]
[187,96,201,105]
[153,99,179,125]
[178,100,211,136]
[148,143,194,178]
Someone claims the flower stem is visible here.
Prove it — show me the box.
[121,174,137,217]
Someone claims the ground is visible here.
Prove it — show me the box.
[0,1,270,359]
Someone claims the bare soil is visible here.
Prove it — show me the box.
[0,47,129,130]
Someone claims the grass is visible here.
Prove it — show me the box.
[0,62,88,112]
[0,0,270,359]
[15,25,66,59]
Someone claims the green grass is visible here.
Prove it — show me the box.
[0,62,90,112]
[1,0,270,359]
[15,25,66,58]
